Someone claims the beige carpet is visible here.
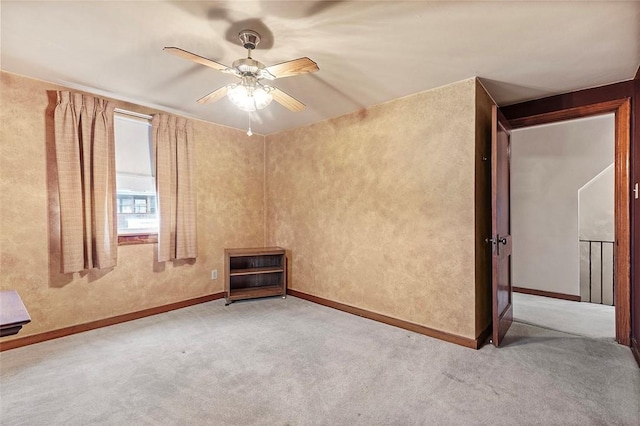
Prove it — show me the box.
[1,296,638,425]
[513,292,615,339]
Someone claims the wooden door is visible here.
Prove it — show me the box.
[491,106,513,347]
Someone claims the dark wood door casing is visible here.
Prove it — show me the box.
[632,74,640,364]
[491,106,513,347]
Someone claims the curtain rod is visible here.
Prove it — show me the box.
[114,108,152,120]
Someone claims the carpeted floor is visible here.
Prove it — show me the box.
[1,296,638,425]
[513,292,615,339]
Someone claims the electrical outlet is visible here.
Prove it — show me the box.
[211,270,218,280]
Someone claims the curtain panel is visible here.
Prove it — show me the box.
[152,114,197,261]
[54,91,117,273]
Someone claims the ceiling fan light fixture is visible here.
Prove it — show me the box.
[227,83,272,112]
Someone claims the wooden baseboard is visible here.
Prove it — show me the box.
[287,289,486,349]
[513,286,581,302]
[0,293,224,352]
[632,338,640,368]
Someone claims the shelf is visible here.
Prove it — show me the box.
[225,247,286,304]
[229,266,284,277]
[228,285,284,301]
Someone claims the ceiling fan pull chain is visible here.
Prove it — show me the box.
[247,112,253,137]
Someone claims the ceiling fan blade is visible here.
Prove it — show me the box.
[271,88,305,112]
[163,47,229,71]
[265,57,319,79]
[196,86,228,104]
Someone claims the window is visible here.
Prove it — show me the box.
[114,111,158,244]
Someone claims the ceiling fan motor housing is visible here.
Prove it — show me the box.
[239,30,261,50]
[232,58,266,76]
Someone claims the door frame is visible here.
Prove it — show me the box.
[506,98,631,345]
[491,106,514,346]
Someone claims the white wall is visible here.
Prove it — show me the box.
[578,164,615,304]
[579,164,614,241]
[510,114,614,296]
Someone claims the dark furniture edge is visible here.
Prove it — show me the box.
[0,292,224,351]
[0,325,29,337]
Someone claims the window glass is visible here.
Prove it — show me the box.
[114,113,158,235]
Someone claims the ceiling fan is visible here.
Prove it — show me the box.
[164,30,319,113]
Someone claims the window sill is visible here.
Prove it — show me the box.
[118,233,158,246]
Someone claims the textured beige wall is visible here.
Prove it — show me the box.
[265,79,479,339]
[0,71,265,341]
[1,71,489,343]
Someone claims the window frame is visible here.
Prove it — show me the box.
[118,233,158,245]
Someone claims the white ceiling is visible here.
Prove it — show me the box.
[2,1,639,135]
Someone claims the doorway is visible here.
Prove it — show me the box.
[510,114,615,338]
[502,99,631,346]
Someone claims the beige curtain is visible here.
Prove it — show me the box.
[54,91,117,273]
[153,114,197,261]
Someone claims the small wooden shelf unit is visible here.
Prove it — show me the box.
[224,247,287,304]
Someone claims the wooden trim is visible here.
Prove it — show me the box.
[287,289,487,349]
[507,99,628,129]
[504,98,632,346]
[513,287,581,302]
[634,65,640,81]
[632,74,640,362]
[0,293,224,351]
[502,80,634,123]
[614,99,631,346]
[118,233,158,245]
[632,338,640,368]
